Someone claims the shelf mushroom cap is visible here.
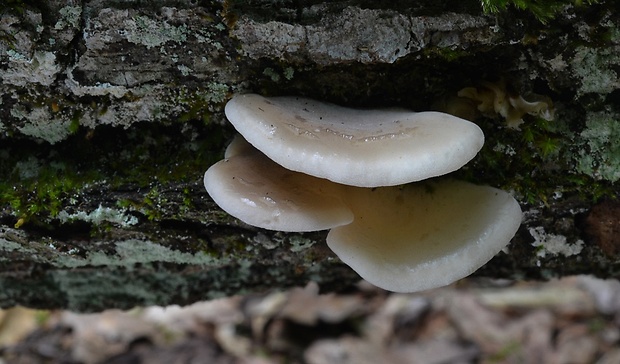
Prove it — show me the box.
[326,181,522,293]
[225,94,485,187]
[204,136,354,232]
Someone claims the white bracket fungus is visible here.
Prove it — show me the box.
[224,94,485,188]
[205,94,522,292]
[205,136,353,232]
[327,182,522,292]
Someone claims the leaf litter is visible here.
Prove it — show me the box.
[2,276,620,364]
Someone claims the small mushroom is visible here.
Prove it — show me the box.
[204,136,353,232]
[457,80,555,129]
[327,182,522,292]
[204,137,522,292]
[224,94,484,187]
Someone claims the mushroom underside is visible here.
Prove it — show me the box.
[204,137,522,292]
[327,183,522,292]
[204,136,354,232]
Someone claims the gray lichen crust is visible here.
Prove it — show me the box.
[233,8,497,65]
[1,1,237,143]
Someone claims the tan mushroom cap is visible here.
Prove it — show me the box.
[326,181,522,293]
[225,94,485,187]
[204,136,354,232]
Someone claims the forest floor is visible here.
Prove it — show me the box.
[1,275,620,364]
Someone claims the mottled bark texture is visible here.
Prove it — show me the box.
[1,0,619,311]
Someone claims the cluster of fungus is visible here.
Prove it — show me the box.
[434,79,555,129]
[205,94,522,293]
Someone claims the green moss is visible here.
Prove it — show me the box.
[423,47,470,62]
[0,161,99,226]
[142,187,165,221]
[0,121,227,227]
[176,84,231,124]
[459,112,612,206]
[480,0,600,24]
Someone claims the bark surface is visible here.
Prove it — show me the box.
[1,0,619,311]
